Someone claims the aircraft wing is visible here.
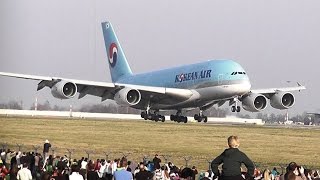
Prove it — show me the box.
[306,113,320,118]
[249,83,306,97]
[0,72,193,103]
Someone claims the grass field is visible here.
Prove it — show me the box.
[1,117,320,171]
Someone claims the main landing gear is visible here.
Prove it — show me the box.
[170,110,188,123]
[141,111,165,122]
[194,110,208,123]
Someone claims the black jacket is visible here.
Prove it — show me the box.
[211,148,254,177]
[43,143,51,153]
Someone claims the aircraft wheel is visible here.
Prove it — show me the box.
[236,106,241,112]
[194,114,200,120]
[170,115,175,121]
[203,116,208,123]
[184,116,188,123]
[141,112,146,118]
[161,116,165,122]
[231,106,236,112]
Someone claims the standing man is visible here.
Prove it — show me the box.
[135,162,152,180]
[17,163,32,180]
[43,140,51,159]
[211,135,255,180]
[113,157,133,180]
[152,154,161,171]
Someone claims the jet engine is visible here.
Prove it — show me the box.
[270,92,295,109]
[51,81,77,99]
[242,93,267,112]
[114,88,141,106]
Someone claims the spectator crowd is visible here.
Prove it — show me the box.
[0,137,319,180]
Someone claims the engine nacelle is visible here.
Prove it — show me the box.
[270,92,295,109]
[242,93,267,112]
[114,88,141,106]
[51,81,77,99]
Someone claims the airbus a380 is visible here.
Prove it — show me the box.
[0,21,306,123]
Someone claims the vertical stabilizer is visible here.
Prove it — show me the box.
[101,21,132,82]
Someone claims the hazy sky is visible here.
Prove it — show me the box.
[0,0,319,115]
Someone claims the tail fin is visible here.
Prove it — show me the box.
[101,21,132,82]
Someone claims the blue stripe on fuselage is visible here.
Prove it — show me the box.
[115,60,249,89]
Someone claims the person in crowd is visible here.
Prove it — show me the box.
[313,170,320,180]
[113,157,133,180]
[11,152,18,170]
[69,164,84,180]
[94,159,101,172]
[0,152,6,167]
[180,167,194,180]
[80,158,88,170]
[87,162,99,180]
[153,154,161,170]
[56,157,67,173]
[303,169,312,180]
[284,171,297,180]
[98,159,106,179]
[211,135,255,180]
[9,164,19,180]
[163,165,170,180]
[40,172,51,180]
[282,162,306,180]
[135,162,152,180]
[44,155,54,175]
[16,152,22,168]
[0,160,9,180]
[127,161,132,173]
[20,152,29,168]
[262,169,271,180]
[153,163,164,180]
[272,167,279,177]
[17,163,32,180]
[5,149,13,169]
[29,152,35,177]
[77,157,84,169]
[43,140,51,159]
[112,159,119,176]
[105,160,113,180]
[34,153,41,178]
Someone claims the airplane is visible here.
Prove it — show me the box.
[0,21,306,123]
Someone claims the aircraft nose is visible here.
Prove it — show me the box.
[241,80,251,94]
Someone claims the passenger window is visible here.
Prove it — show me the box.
[234,72,237,75]
[231,72,234,75]
[238,72,243,74]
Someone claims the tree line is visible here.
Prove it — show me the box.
[0,100,318,124]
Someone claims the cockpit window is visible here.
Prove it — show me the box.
[231,72,246,75]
